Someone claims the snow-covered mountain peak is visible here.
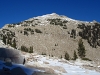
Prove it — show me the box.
[33,13,61,20]
[3,13,93,28]
[28,13,72,21]
[49,13,58,15]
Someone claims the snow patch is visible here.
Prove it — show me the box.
[24,53,100,75]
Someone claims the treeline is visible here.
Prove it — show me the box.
[64,39,91,61]
[19,28,42,36]
[0,29,17,49]
[47,18,67,29]
[78,23,100,48]
[21,45,33,53]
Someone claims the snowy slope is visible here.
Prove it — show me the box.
[0,51,100,75]
[25,54,100,75]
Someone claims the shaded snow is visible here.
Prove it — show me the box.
[0,60,41,75]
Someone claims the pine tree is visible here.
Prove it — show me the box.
[73,50,78,60]
[21,45,28,52]
[65,52,70,60]
[7,36,10,45]
[60,55,62,59]
[77,39,86,58]
[3,35,6,44]
[29,46,33,53]
[12,38,17,49]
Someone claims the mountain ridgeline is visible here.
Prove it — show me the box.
[0,13,100,62]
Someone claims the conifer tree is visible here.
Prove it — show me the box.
[77,39,86,58]
[29,46,33,53]
[65,52,70,60]
[12,38,17,49]
[3,35,6,44]
[73,50,78,60]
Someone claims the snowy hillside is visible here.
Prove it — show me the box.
[0,51,100,75]
[23,52,100,75]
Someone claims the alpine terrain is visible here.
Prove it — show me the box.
[0,13,100,75]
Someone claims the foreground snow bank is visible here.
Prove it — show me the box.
[23,52,100,75]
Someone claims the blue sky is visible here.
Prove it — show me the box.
[0,0,100,28]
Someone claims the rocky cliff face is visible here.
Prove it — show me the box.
[0,13,100,62]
